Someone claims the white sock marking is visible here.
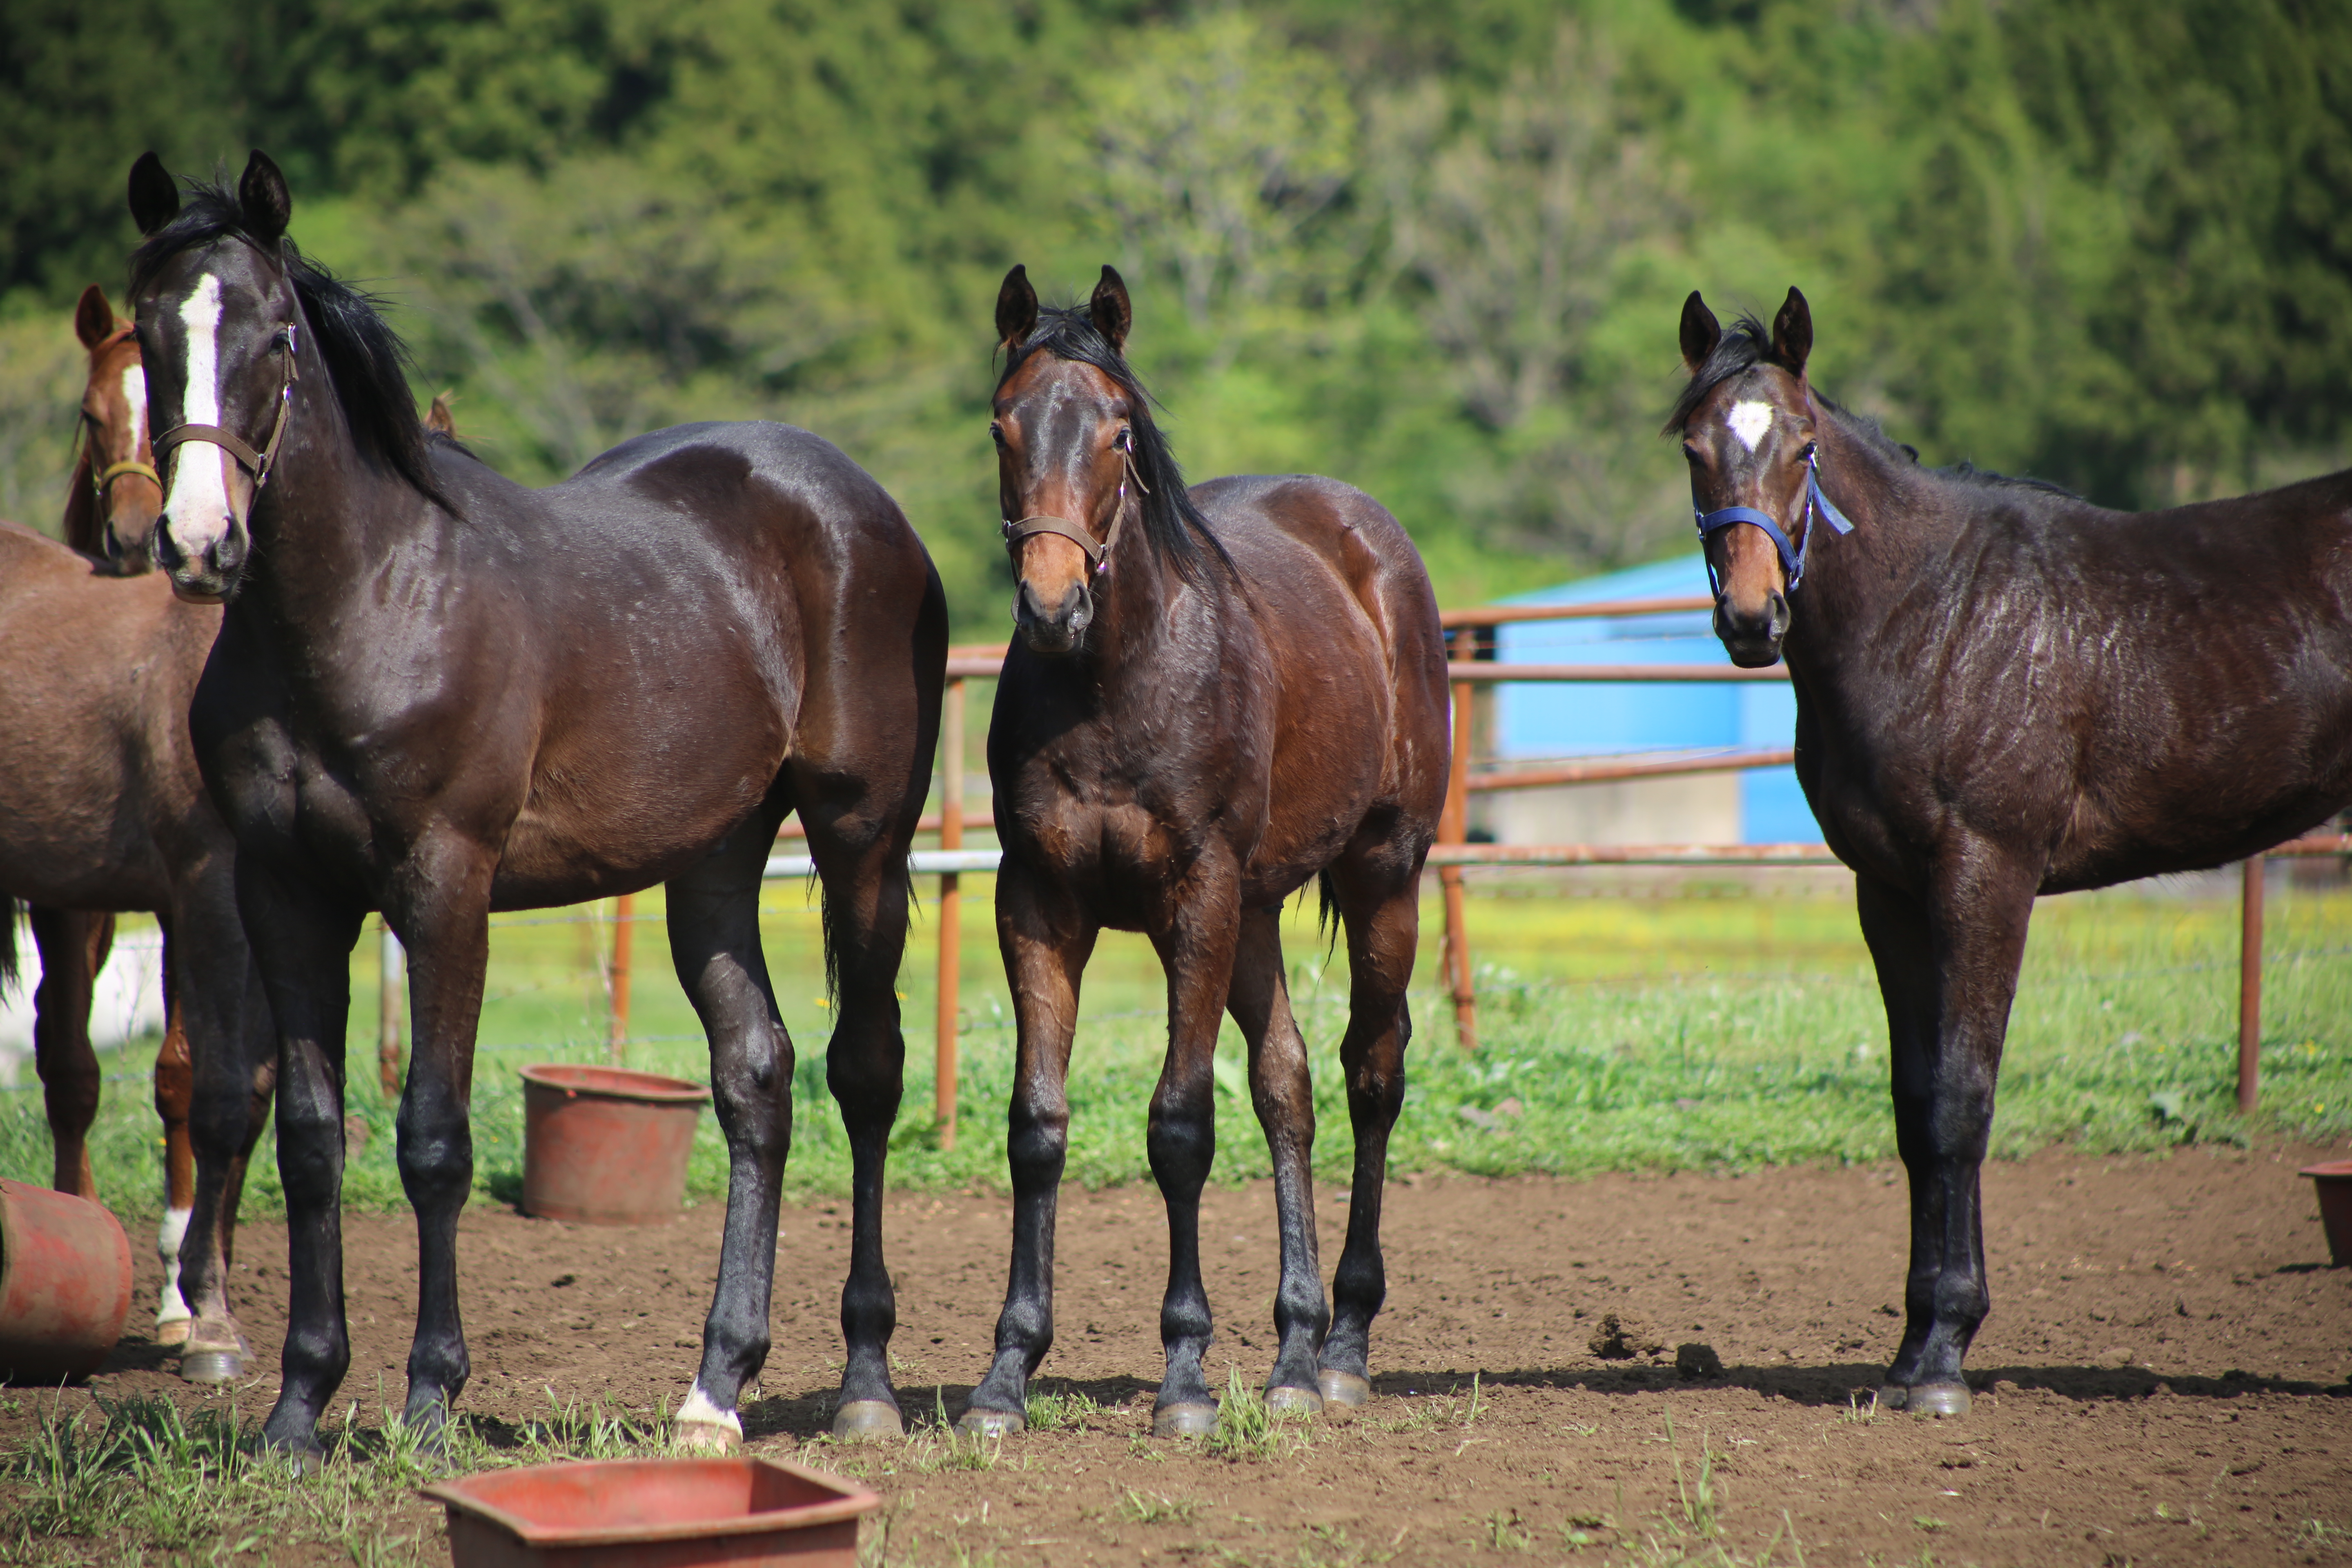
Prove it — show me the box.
[677,1381,742,1436]
[163,273,234,557]
[156,1206,193,1323]
[1726,400,1774,453]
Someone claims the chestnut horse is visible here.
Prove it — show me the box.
[0,283,274,1361]
[1673,287,2352,1416]
[127,152,944,1456]
[959,267,1447,1438]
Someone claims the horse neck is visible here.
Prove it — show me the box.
[238,344,430,638]
[1779,412,1939,682]
[1085,517,1200,687]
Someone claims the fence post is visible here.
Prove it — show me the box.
[1439,675,1478,1051]
[2238,854,2263,1114]
[936,677,964,1149]
[377,917,403,1100]
[608,892,634,1065]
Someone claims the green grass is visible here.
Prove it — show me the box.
[5,875,2348,1220]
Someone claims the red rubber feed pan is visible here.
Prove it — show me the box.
[520,1064,710,1225]
[423,1455,878,1567]
[2300,1159,2352,1267]
[0,1178,132,1385]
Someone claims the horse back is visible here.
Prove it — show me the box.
[0,521,222,909]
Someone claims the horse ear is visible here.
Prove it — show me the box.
[238,150,292,243]
[996,265,1038,350]
[1089,265,1131,352]
[1679,291,1721,374]
[128,152,179,236]
[75,285,117,349]
[1771,287,1813,377]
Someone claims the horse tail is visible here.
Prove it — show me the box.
[0,895,21,1000]
[815,851,914,1011]
[1315,869,1342,958]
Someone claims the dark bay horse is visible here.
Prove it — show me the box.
[1673,287,2352,1416]
[960,267,1448,1438]
[127,151,945,1455]
[0,283,275,1361]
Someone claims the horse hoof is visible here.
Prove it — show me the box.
[831,1400,904,1442]
[155,1318,192,1347]
[1265,1385,1324,1418]
[265,1441,326,1477]
[1873,1384,1908,1412]
[673,1418,742,1453]
[1318,1370,1372,1410]
[1152,1403,1217,1440]
[1906,1383,1971,1419]
[180,1348,243,1385]
[956,1405,1025,1438]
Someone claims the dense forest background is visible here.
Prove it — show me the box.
[4,0,2348,629]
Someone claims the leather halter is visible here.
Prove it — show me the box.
[1693,446,1854,592]
[153,322,301,492]
[1001,446,1149,575]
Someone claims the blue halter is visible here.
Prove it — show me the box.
[1693,448,1855,592]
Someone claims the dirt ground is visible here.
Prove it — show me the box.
[13,1141,2352,1566]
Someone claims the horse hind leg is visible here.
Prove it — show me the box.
[1318,853,1419,1410]
[30,908,112,1200]
[1227,904,1327,1414]
[664,811,797,1452]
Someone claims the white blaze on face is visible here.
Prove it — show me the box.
[1726,400,1774,453]
[119,363,147,456]
[162,272,235,554]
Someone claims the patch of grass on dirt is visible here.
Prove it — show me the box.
[1203,1367,1310,1462]
[9,880,2348,1216]
[2,1385,669,1566]
[1020,1382,1105,1433]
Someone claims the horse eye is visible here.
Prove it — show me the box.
[989,422,1006,447]
[1681,443,1700,461]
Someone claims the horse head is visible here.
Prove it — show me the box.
[1672,287,1850,668]
[71,283,163,574]
[990,264,1148,655]
[126,149,303,604]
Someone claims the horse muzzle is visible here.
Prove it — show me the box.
[1714,588,1789,668]
[1015,577,1093,655]
[154,514,247,604]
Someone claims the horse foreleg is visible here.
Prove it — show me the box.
[961,866,1091,1435]
[384,849,494,1450]
[1858,864,2033,1419]
[240,859,365,1458]
[29,908,112,1199]
[151,923,196,1343]
[1228,904,1326,1413]
[1319,855,1418,1409]
[663,817,794,1452]
[1143,880,1241,1439]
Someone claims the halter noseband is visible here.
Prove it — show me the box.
[152,322,301,492]
[1001,445,1149,575]
[1693,446,1854,592]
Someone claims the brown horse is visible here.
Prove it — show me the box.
[1673,287,2352,1416]
[0,283,274,1359]
[958,267,1448,1438]
[128,151,945,1457]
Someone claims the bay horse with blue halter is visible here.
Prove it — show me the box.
[126,150,946,1456]
[0,283,277,1365]
[1672,287,2352,1416]
[959,266,1448,1438]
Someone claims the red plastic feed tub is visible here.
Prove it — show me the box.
[424,1455,879,1567]
[519,1064,710,1226]
[2300,1159,2352,1267]
[0,1178,132,1385]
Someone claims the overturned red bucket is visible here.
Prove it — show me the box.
[0,1178,133,1385]
[2301,1159,2352,1267]
[424,1454,878,1567]
[519,1065,710,1225]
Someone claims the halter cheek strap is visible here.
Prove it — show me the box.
[153,323,301,492]
[1693,448,1854,592]
[1001,447,1150,575]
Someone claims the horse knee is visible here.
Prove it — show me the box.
[394,1117,473,1208]
[1145,1096,1213,1188]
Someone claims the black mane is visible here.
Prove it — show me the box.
[998,304,1232,581]
[1663,310,2077,499]
[129,180,454,511]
